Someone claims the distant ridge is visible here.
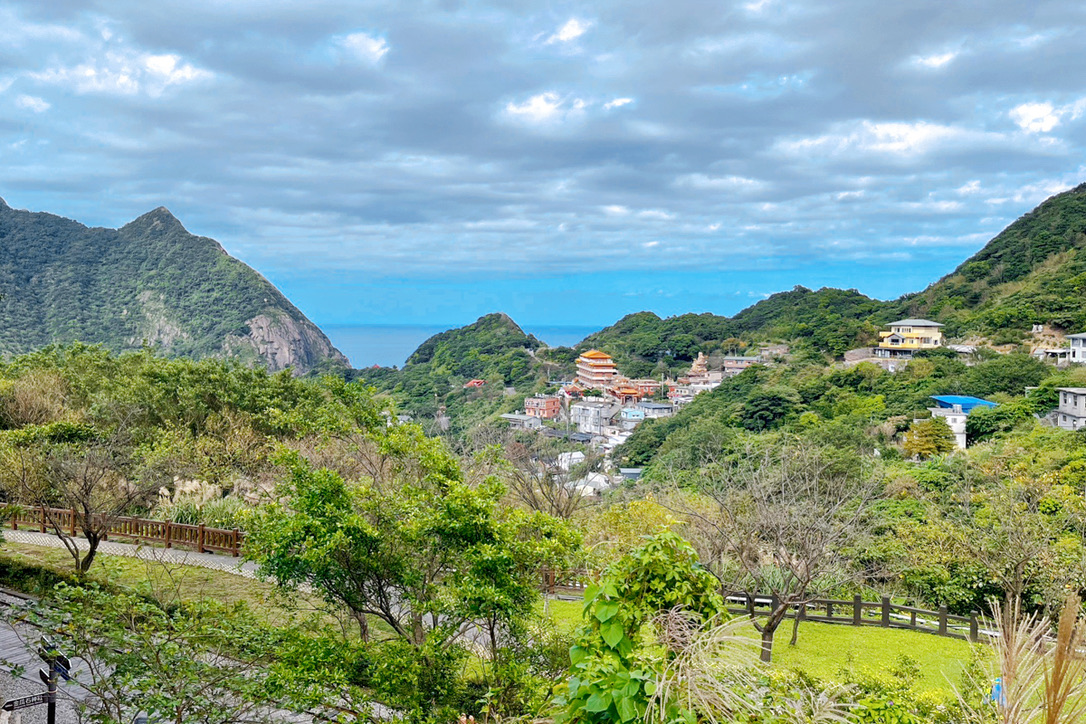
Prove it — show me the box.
[0,200,347,373]
[571,182,1086,362]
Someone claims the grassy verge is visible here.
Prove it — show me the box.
[756,619,977,693]
[541,597,977,694]
[0,541,396,637]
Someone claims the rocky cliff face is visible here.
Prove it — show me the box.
[228,312,348,372]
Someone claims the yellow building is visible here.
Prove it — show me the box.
[576,349,618,389]
[875,319,944,358]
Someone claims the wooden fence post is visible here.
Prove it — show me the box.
[938,605,948,636]
[853,594,862,626]
[232,528,240,557]
[69,508,76,536]
[39,506,46,534]
[881,596,891,627]
[969,610,979,642]
[165,522,172,549]
[198,524,205,554]
[826,601,833,619]
[770,593,779,613]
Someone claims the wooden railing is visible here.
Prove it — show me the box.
[542,572,987,644]
[725,592,986,643]
[1,506,244,557]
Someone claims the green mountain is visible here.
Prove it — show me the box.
[356,313,547,431]
[407,312,542,374]
[891,182,1086,338]
[580,183,1086,360]
[0,199,346,372]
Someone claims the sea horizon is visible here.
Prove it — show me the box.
[323,323,601,369]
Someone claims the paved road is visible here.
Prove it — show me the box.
[2,530,261,579]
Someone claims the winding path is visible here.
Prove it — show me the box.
[2,530,261,580]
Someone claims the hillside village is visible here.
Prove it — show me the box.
[498,317,1086,492]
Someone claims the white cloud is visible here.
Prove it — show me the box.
[32,51,211,96]
[0,77,13,94]
[676,173,765,191]
[643,240,660,248]
[1010,102,1061,133]
[637,209,674,220]
[956,180,982,195]
[777,120,1000,157]
[911,51,957,69]
[340,32,389,64]
[603,97,633,110]
[504,92,585,124]
[144,54,206,84]
[601,205,629,216]
[547,18,591,44]
[15,94,49,112]
[1008,98,1086,134]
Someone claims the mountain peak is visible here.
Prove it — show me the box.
[121,206,188,235]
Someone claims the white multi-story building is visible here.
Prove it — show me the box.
[570,400,619,435]
[1069,333,1086,364]
[1056,388,1086,431]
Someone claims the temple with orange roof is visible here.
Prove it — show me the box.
[576,349,618,389]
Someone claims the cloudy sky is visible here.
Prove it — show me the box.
[3,0,1086,335]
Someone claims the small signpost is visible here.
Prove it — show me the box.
[1,636,70,724]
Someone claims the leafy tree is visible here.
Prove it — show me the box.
[903,417,957,459]
[0,421,161,573]
[245,427,578,718]
[679,439,878,661]
[554,532,727,724]
[741,385,800,432]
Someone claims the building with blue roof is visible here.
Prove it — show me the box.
[928,395,998,448]
[931,395,999,414]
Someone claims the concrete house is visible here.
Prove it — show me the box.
[500,413,542,430]
[570,399,619,435]
[525,394,561,419]
[875,319,944,359]
[1069,333,1086,364]
[1056,388,1086,431]
[928,395,998,449]
[636,401,675,419]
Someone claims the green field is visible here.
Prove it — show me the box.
[0,542,363,632]
[539,597,978,694]
[4,542,980,696]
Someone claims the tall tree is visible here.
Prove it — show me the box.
[0,421,161,572]
[677,439,878,662]
[245,424,577,650]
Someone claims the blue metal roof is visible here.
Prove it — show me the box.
[931,395,998,414]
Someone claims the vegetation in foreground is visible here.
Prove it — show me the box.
[0,337,1084,721]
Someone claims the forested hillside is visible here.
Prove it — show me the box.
[575,184,1086,360]
[355,313,556,430]
[891,182,1086,339]
[0,199,346,372]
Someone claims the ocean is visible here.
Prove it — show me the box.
[323,324,601,369]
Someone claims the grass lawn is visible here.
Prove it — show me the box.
[540,596,978,694]
[755,619,978,693]
[0,541,395,637]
